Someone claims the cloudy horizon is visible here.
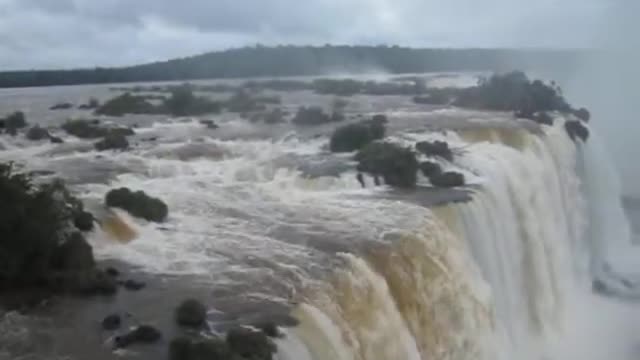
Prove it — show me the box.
[0,0,610,70]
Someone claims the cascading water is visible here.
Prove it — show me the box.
[270,117,639,360]
[2,83,638,360]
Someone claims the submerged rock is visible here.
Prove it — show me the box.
[94,133,129,151]
[49,136,64,144]
[291,106,335,126]
[115,325,162,348]
[102,314,121,331]
[419,161,442,177]
[26,125,50,141]
[105,187,168,222]
[175,299,207,327]
[430,171,465,188]
[122,279,146,291]
[105,267,120,277]
[565,120,589,142]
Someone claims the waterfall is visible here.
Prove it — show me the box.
[275,117,638,360]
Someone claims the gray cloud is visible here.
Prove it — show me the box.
[0,0,609,69]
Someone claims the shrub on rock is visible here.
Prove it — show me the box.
[52,232,95,271]
[169,337,235,360]
[175,298,207,327]
[225,90,266,113]
[94,133,129,151]
[355,142,418,188]
[5,111,27,135]
[292,107,335,126]
[105,188,168,222]
[0,165,75,288]
[62,119,107,139]
[430,171,465,188]
[26,125,50,141]
[164,85,221,116]
[455,72,570,114]
[572,107,591,122]
[415,141,453,161]
[227,327,277,360]
[96,93,158,116]
[330,115,387,152]
[565,120,589,142]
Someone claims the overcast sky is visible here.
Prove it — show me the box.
[0,0,612,70]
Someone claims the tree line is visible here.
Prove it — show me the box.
[0,45,582,88]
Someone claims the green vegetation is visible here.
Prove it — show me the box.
[0,163,114,301]
[355,142,418,188]
[0,46,581,88]
[329,115,387,152]
[105,188,168,222]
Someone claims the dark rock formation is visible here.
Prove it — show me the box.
[419,161,442,177]
[49,136,64,144]
[227,327,276,360]
[169,337,235,360]
[102,314,121,331]
[454,71,571,115]
[329,115,387,153]
[105,187,168,222]
[255,322,281,338]
[105,267,120,277]
[53,232,95,270]
[122,279,146,291]
[50,103,74,110]
[430,171,465,188]
[78,98,100,110]
[175,299,207,327]
[415,141,453,161]
[25,125,50,141]
[565,120,589,142]
[292,106,336,126]
[94,133,129,151]
[356,142,418,188]
[199,119,219,129]
[73,211,94,231]
[572,107,591,122]
[114,325,162,348]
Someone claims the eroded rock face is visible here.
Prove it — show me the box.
[175,299,207,327]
